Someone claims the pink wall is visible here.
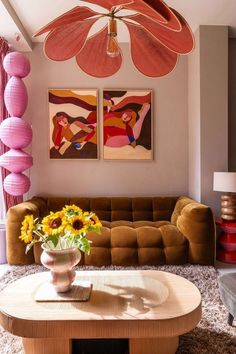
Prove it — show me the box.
[25,43,188,198]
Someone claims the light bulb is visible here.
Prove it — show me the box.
[106,35,120,58]
[106,18,120,58]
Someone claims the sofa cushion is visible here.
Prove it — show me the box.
[111,198,133,221]
[85,222,188,267]
[101,220,171,228]
[171,197,215,264]
[90,198,112,221]
[132,198,153,221]
[38,197,178,223]
[153,197,178,221]
[171,196,196,225]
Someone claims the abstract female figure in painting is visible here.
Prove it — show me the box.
[104,103,150,148]
[103,90,152,160]
[52,111,97,155]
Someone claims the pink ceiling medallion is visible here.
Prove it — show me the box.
[34,0,194,78]
[0,52,32,196]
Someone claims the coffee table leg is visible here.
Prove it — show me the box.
[22,338,72,354]
[129,337,179,354]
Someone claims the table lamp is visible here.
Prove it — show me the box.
[213,172,236,221]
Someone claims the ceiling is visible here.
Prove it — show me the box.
[1,0,236,52]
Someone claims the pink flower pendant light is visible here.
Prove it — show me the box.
[0,52,32,196]
[34,0,194,77]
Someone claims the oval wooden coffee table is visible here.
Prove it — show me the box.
[0,270,201,354]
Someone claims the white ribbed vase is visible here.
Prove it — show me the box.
[40,244,81,293]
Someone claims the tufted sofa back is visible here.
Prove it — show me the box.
[44,196,179,222]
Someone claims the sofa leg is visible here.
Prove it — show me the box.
[228,313,234,326]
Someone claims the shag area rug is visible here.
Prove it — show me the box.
[0,265,235,354]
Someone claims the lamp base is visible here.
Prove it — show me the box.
[221,194,236,221]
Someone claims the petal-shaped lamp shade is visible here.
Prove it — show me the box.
[34,6,100,36]
[3,172,30,196]
[3,52,31,78]
[34,1,194,78]
[0,149,33,173]
[44,17,98,61]
[76,27,122,77]
[0,117,32,149]
[4,77,28,117]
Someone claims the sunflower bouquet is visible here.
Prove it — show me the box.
[19,204,102,255]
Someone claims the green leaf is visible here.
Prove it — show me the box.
[47,234,59,247]
[65,209,78,217]
[77,237,91,255]
[94,226,102,234]
[35,223,43,231]
[25,240,37,254]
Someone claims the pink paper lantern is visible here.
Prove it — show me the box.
[0,117,32,149]
[3,172,30,196]
[0,149,33,173]
[1,51,32,197]
[3,52,30,78]
[4,77,28,117]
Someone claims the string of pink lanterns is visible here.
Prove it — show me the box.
[0,52,32,196]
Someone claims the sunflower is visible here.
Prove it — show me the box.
[66,215,88,235]
[19,214,36,244]
[42,211,67,236]
[63,204,82,217]
[89,214,102,228]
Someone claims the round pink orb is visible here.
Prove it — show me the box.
[3,52,30,78]
[0,149,33,173]
[0,117,32,149]
[4,77,28,117]
[3,172,30,196]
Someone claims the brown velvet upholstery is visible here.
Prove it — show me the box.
[6,196,215,266]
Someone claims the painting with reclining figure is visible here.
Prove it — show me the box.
[49,89,98,159]
[103,89,153,160]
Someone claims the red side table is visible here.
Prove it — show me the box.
[216,218,236,263]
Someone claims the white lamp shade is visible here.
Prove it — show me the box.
[213,172,236,193]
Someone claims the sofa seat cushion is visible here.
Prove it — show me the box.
[101,220,171,228]
[85,221,188,267]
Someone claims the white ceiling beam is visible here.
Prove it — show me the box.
[0,0,33,51]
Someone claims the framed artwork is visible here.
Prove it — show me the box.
[49,89,98,159]
[103,89,153,160]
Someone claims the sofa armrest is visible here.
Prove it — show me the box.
[6,197,47,265]
[171,197,215,265]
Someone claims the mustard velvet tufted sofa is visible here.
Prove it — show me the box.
[6,196,216,266]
